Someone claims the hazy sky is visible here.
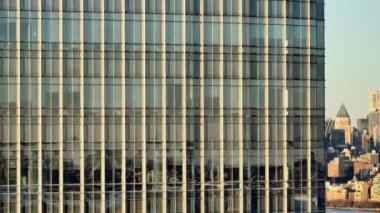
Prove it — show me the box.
[326,0,380,122]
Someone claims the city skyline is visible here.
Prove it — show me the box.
[328,89,380,129]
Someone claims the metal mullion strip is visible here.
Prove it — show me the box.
[263,0,270,212]
[120,0,126,212]
[36,1,43,212]
[218,1,224,212]
[100,0,106,211]
[161,3,167,213]
[306,0,312,212]
[15,1,21,213]
[58,1,64,212]
[79,1,85,212]
[141,1,147,212]
[282,0,288,212]
[199,1,205,212]
[237,1,244,212]
[181,2,187,213]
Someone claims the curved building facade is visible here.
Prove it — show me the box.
[0,0,325,212]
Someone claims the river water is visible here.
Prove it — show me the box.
[327,209,378,213]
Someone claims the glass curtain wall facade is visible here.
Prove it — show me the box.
[0,0,325,212]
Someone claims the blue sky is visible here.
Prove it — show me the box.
[326,0,380,122]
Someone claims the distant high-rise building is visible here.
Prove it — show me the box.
[352,127,362,150]
[368,111,380,135]
[373,125,380,146]
[331,129,345,146]
[362,130,372,152]
[325,118,335,138]
[335,104,352,144]
[369,90,380,112]
[357,118,368,132]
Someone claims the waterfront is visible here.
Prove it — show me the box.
[327,209,379,212]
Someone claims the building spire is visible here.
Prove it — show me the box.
[337,104,350,118]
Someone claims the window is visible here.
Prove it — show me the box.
[126,80,143,108]
[223,23,238,45]
[42,19,59,43]
[146,0,163,13]
[204,22,220,45]
[166,21,182,44]
[126,20,142,44]
[145,21,162,44]
[84,19,101,43]
[166,0,182,14]
[146,80,163,108]
[0,18,16,42]
[105,20,122,44]
[84,84,102,109]
[42,0,59,11]
[63,0,80,11]
[204,0,220,15]
[20,0,38,10]
[84,0,101,12]
[0,0,17,10]
[186,0,200,14]
[105,0,121,12]
[63,19,80,43]
[125,0,143,13]
[21,18,38,42]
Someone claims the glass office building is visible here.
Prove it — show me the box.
[0,0,325,212]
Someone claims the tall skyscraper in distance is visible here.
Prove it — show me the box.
[369,90,380,112]
[335,104,352,145]
[368,111,380,136]
[357,118,368,133]
[362,130,372,152]
[0,0,325,212]
[368,90,380,136]
[373,125,380,146]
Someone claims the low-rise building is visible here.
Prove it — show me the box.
[358,151,379,164]
[328,156,354,180]
[348,179,370,202]
[353,152,380,175]
[342,148,351,159]
[354,161,374,176]
[326,185,348,202]
[371,174,380,202]
[348,190,356,202]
